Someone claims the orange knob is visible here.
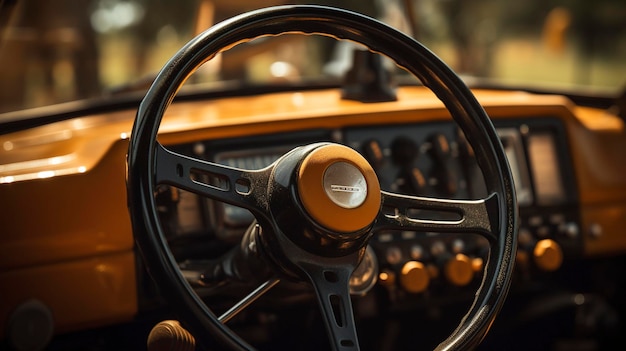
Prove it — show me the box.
[445,254,474,287]
[533,239,563,272]
[399,261,430,293]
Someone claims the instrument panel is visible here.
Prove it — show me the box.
[160,116,581,301]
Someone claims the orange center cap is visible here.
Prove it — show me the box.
[297,144,381,233]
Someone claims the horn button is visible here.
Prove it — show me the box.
[323,161,368,209]
[297,144,381,234]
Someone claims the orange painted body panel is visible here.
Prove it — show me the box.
[0,140,133,270]
[0,251,137,336]
[0,140,136,337]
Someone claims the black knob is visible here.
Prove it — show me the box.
[428,133,451,161]
[427,133,458,196]
[407,167,427,194]
[390,136,418,168]
[433,164,458,196]
[456,128,475,159]
[361,139,385,170]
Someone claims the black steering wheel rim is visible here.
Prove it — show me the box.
[127,5,518,351]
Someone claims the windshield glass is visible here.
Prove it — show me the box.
[1,0,624,113]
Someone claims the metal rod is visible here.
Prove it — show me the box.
[218,278,280,323]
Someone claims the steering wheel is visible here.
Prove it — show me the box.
[127,5,518,351]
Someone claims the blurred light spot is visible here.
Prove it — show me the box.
[291,93,304,107]
[38,171,55,179]
[91,1,145,34]
[574,293,585,305]
[3,141,13,151]
[49,156,65,165]
[270,61,295,79]
[1,176,15,184]
[78,166,87,173]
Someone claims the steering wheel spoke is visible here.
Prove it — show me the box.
[376,190,500,242]
[299,262,360,351]
[154,143,269,213]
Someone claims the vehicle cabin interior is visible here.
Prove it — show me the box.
[1,1,625,351]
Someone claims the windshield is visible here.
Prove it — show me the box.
[0,0,624,113]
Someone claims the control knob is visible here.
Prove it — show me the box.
[427,133,458,196]
[390,136,418,167]
[533,239,563,271]
[444,253,474,287]
[399,261,430,293]
[361,139,384,170]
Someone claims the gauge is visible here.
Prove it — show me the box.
[527,132,565,205]
[497,128,533,206]
[350,245,379,296]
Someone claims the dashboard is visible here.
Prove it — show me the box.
[1,86,626,350]
[166,114,579,291]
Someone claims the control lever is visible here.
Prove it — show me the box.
[428,133,458,196]
[180,222,273,287]
[147,320,195,351]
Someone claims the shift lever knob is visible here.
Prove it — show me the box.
[147,320,196,351]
